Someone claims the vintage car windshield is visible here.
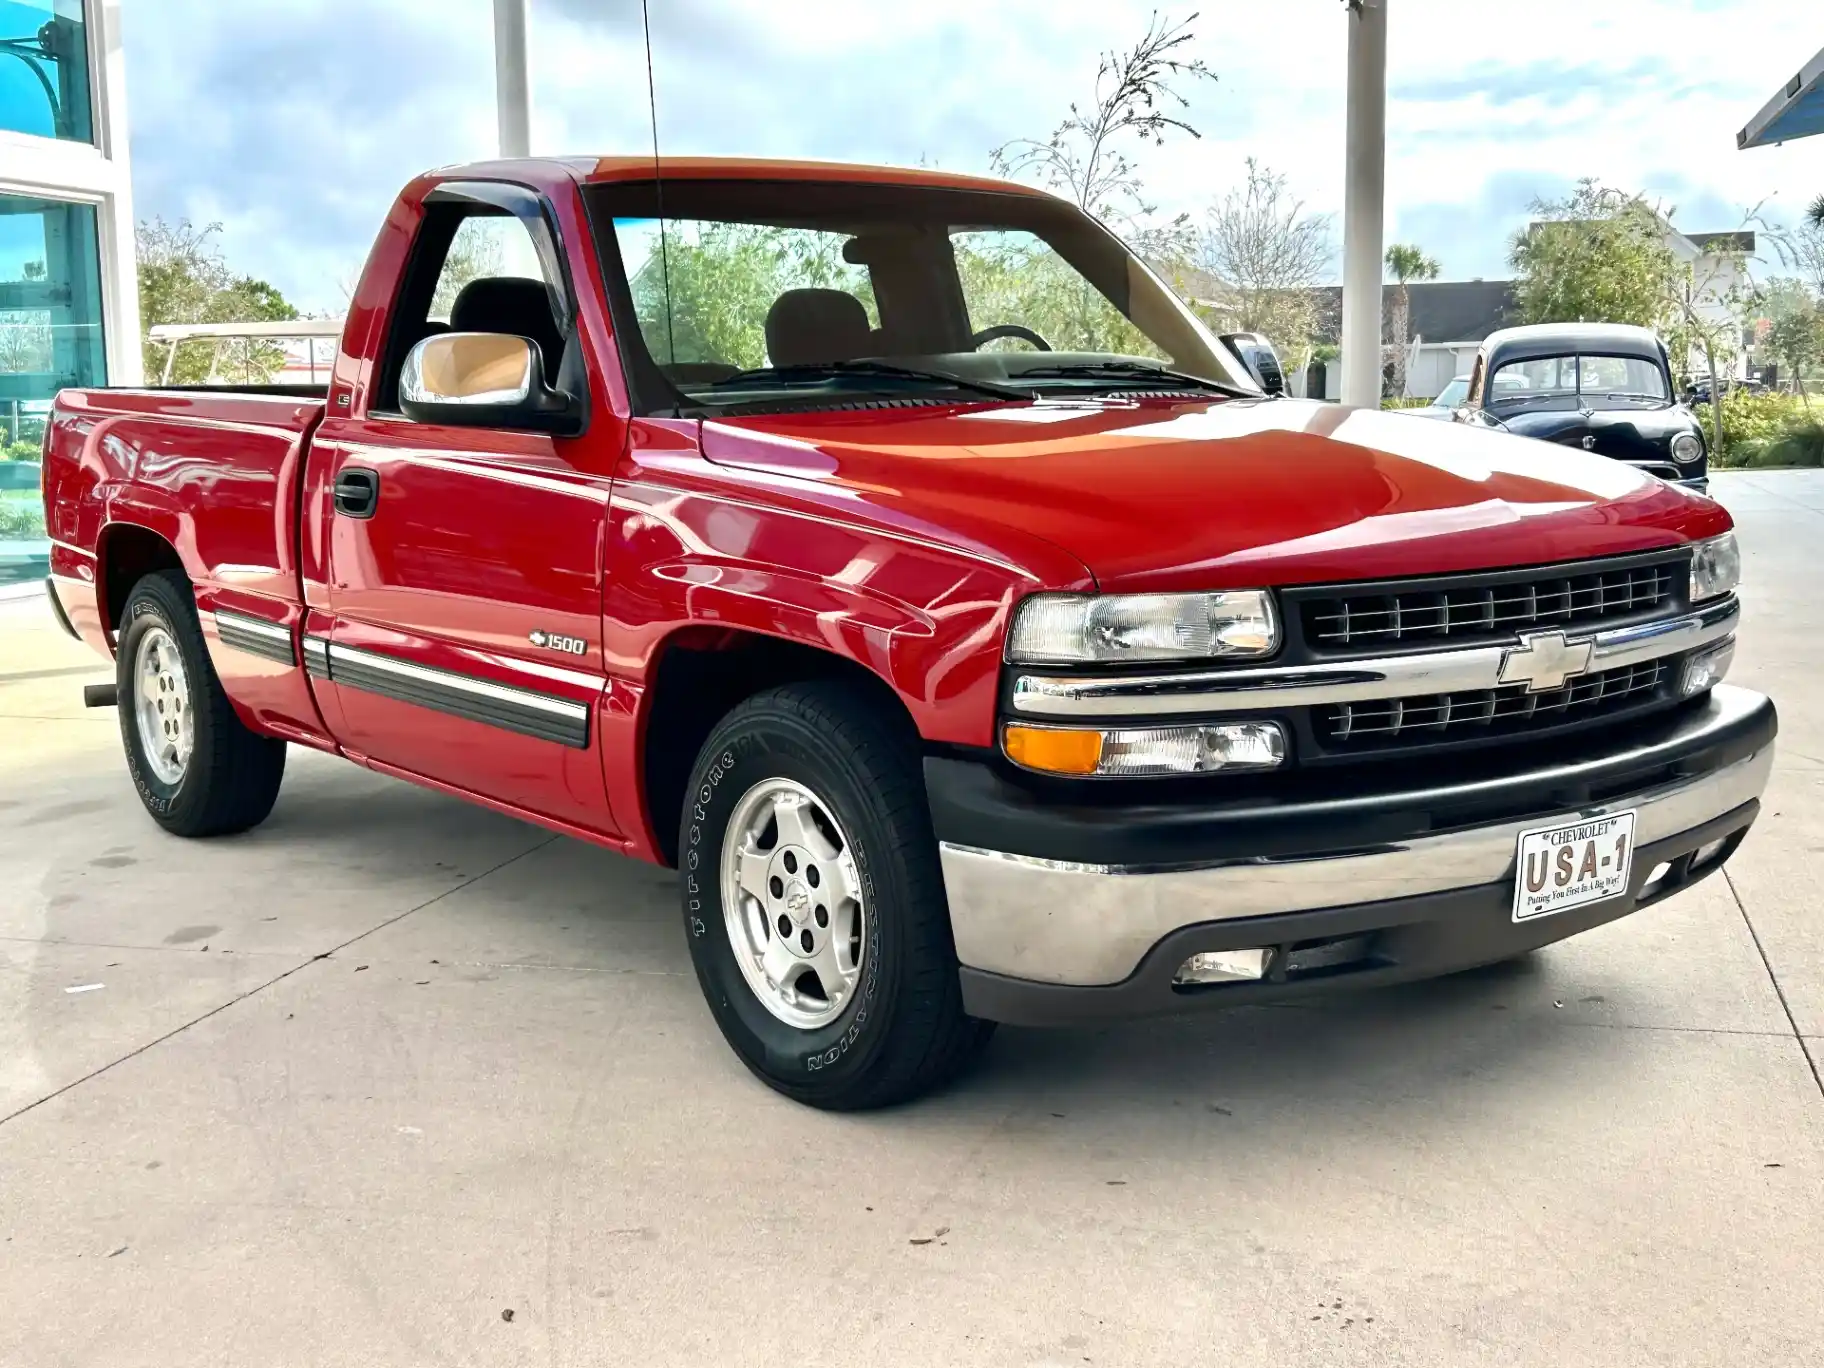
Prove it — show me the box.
[1487,353,1670,412]
[583,177,1259,414]
[1432,377,1468,409]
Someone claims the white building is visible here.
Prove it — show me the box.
[0,0,136,581]
[1,0,140,441]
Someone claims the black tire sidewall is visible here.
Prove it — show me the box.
[682,713,911,1095]
[116,579,207,828]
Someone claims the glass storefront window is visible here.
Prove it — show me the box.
[0,1,92,144]
[1,193,105,577]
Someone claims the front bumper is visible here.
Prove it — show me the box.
[930,685,1775,1025]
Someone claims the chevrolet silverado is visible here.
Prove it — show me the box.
[42,157,1774,1108]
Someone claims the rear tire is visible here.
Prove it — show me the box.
[679,680,992,1110]
[116,570,286,837]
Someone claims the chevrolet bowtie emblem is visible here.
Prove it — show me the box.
[1499,630,1595,692]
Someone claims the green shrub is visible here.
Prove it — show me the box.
[1694,390,1812,468]
[1742,413,1824,468]
[0,498,45,539]
[3,440,40,462]
[1381,396,1431,410]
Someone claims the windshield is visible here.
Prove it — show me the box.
[1487,352,1669,412]
[1432,377,1468,409]
[583,177,1259,414]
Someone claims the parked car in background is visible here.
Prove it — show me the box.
[1455,324,1709,490]
[1684,375,1763,407]
[1220,331,1287,394]
[1409,374,1470,421]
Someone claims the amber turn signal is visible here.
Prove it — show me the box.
[1002,724,1105,776]
[1003,721,1289,778]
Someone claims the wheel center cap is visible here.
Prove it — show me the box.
[783,882,812,923]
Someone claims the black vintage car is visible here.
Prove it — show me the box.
[1453,323,1708,491]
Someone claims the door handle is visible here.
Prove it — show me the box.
[333,467,380,519]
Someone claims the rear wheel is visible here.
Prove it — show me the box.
[117,570,286,837]
[679,681,992,1110]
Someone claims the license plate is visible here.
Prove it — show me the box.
[1512,810,1637,922]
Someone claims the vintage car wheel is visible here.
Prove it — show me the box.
[678,680,992,1109]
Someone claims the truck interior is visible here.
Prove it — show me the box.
[582,177,1260,415]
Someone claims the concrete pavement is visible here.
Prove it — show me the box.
[2,473,1821,1367]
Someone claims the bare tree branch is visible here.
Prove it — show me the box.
[991,11,1216,229]
[1192,159,1334,355]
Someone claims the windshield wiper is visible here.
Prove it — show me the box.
[706,361,1031,402]
[1014,361,1257,398]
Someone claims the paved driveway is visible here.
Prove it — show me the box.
[2,473,1820,1367]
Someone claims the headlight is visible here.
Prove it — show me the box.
[1006,591,1279,664]
[1671,432,1704,464]
[1689,532,1739,603]
[1003,721,1287,777]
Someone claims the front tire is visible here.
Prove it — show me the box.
[117,570,286,837]
[679,681,991,1110]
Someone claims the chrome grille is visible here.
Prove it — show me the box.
[1322,661,1666,744]
[1302,560,1680,649]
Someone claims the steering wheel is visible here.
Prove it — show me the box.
[970,324,1052,352]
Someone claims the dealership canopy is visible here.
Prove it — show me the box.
[487,0,1393,407]
[1739,45,1824,148]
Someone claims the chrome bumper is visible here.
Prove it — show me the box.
[939,743,1772,987]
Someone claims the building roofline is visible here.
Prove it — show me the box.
[1739,45,1824,149]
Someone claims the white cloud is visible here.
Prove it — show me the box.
[122,0,1824,314]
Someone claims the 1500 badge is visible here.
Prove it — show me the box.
[529,630,587,656]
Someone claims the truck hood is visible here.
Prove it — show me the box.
[702,397,1729,592]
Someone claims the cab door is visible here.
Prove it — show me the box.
[305,183,622,837]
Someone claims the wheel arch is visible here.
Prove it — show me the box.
[637,625,921,868]
[96,521,187,639]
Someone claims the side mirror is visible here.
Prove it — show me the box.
[400,332,581,434]
[1220,331,1286,396]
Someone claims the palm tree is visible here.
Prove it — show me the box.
[1808,194,1824,230]
[1384,243,1441,398]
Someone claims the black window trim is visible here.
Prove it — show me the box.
[371,178,590,433]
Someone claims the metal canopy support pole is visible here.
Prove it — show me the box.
[1340,0,1387,410]
[493,0,531,158]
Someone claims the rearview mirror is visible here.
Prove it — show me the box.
[400,332,581,433]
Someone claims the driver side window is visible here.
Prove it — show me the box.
[950,229,1166,360]
[377,200,570,410]
[429,216,549,323]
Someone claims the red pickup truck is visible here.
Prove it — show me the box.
[42,157,1774,1109]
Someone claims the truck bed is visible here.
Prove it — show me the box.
[135,383,329,399]
[43,386,328,648]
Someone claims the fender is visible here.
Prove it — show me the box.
[598,474,1079,862]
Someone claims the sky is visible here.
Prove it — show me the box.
[119,0,1824,316]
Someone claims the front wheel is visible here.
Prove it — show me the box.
[117,570,287,837]
[679,681,992,1110]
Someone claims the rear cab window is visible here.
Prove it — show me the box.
[614,218,879,378]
